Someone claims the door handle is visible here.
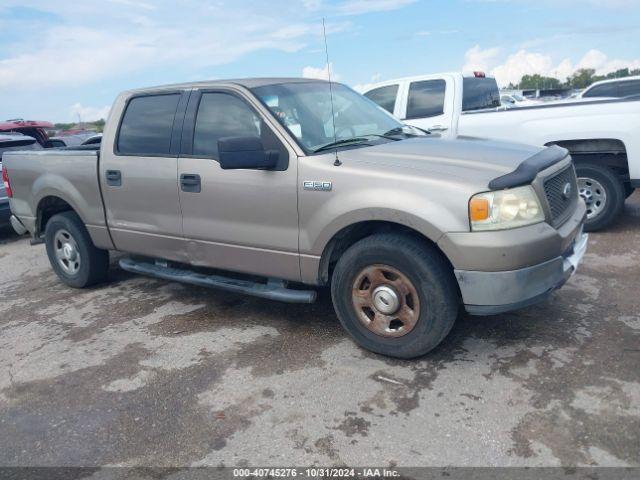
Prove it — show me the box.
[105,170,122,186]
[427,125,448,132]
[180,173,201,193]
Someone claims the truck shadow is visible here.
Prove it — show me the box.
[0,225,25,245]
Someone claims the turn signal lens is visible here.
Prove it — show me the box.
[469,185,544,231]
[469,197,489,221]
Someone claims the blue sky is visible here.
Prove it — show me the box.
[1,0,639,122]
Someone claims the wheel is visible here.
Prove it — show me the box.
[575,163,625,232]
[45,211,109,288]
[624,183,635,199]
[330,233,459,359]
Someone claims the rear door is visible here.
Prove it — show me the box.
[399,76,454,136]
[100,90,190,262]
[177,88,300,281]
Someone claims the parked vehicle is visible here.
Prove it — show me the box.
[0,134,41,227]
[579,76,640,99]
[500,92,540,107]
[4,78,587,358]
[362,72,640,231]
[81,134,102,146]
[0,119,56,148]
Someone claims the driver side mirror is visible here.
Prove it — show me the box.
[217,136,278,170]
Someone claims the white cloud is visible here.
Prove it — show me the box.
[0,1,356,91]
[352,72,385,93]
[462,45,640,87]
[302,63,340,81]
[70,103,111,122]
[336,0,417,15]
[462,44,501,73]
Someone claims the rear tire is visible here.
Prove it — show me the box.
[330,233,459,359]
[45,211,109,288]
[575,163,625,232]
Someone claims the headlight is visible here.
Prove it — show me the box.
[469,185,544,231]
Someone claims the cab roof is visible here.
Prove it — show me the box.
[125,77,329,95]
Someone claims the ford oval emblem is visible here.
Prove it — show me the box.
[562,182,572,199]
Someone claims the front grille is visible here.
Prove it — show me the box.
[543,166,578,225]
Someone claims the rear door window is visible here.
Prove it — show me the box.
[406,80,446,118]
[117,93,181,155]
[364,84,399,114]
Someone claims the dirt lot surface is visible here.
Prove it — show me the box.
[1,194,638,469]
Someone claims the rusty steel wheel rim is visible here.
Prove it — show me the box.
[351,264,420,338]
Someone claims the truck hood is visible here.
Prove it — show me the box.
[337,136,548,189]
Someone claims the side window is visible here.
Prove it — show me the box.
[406,80,446,119]
[192,92,289,169]
[117,94,180,155]
[193,93,262,158]
[582,84,616,98]
[617,80,640,98]
[364,84,399,114]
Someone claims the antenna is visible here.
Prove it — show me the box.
[322,17,341,166]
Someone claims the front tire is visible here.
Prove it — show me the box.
[45,211,109,288]
[575,163,625,232]
[330,233,459,359]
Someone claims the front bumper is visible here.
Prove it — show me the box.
[456,230,588,315]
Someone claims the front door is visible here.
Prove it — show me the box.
[177,89,300,281]
[100,90,190,262]
[400,76,454,137]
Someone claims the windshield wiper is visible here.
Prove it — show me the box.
[383,126,428,137]
[313,137,372,153]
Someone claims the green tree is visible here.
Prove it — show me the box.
[518,74,561,90]
[568,68,596,89]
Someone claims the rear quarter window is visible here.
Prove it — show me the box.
[117,93,181,156]
[462,77,500,111]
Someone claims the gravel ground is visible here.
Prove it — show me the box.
[0,194,638,469]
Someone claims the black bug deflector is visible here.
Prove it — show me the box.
[488,145,569,190]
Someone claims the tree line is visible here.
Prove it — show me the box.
[508,67,640,90]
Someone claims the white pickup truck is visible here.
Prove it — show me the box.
[362,72,640,231]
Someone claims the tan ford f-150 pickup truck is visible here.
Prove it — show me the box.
[3,78,587,358]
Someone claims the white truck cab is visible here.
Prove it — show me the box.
[361,71,500,136]
[361,72,640,231]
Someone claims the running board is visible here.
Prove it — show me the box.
[119,257,317,304]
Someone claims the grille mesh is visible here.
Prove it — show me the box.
[543,166,578,225]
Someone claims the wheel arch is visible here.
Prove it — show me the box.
[36,195,78,236]
[545,138,630,180]
[315,220,455,286]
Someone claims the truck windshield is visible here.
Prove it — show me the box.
[462,77,501,111]
[252,82,408,154]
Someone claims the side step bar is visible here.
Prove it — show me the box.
[119,257,317,304]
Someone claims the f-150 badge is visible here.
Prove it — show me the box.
[303,181,332,191]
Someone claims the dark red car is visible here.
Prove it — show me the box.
[0,119,59,148]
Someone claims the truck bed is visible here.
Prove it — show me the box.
[2,149,108,240]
